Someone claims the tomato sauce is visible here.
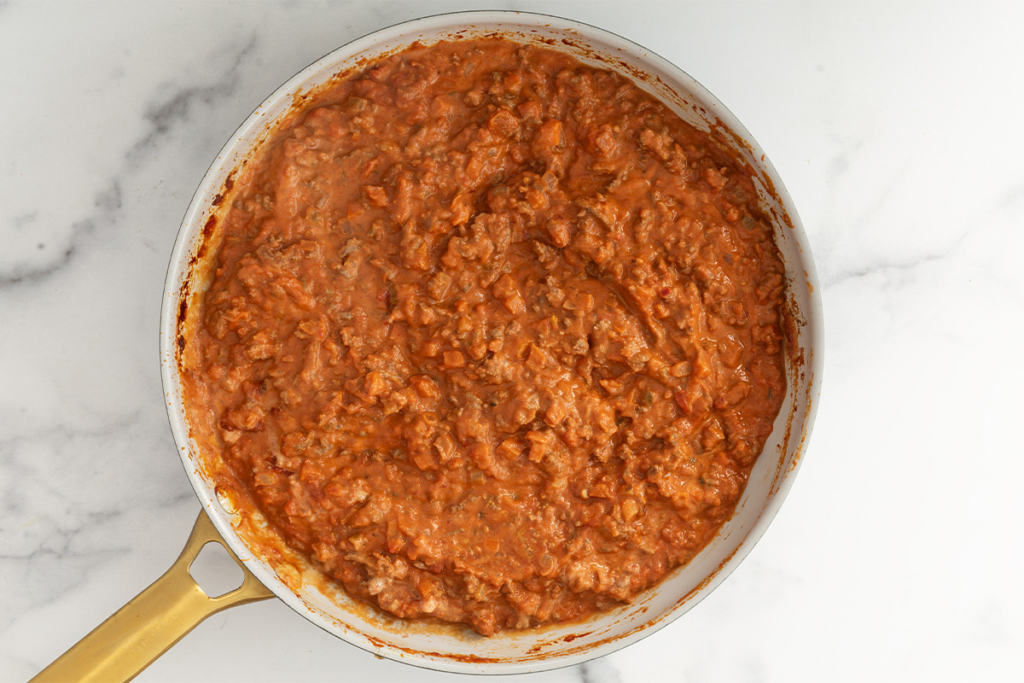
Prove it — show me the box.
[183,38,787,635]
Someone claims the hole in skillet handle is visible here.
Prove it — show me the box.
[188,541,245,598]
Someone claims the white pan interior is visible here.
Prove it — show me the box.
[160,11,822,675]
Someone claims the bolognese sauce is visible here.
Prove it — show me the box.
[184,38,788,635]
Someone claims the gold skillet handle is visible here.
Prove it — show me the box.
[31,510,275,683]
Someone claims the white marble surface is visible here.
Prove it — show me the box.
[2,1,1022,681]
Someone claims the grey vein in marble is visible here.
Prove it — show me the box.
[129,35,257,164]
[822,251,947,289]
[578,658,623,683]
[0,35,256,289]
[1,218,96,287]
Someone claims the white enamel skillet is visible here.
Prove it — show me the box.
[32,11,822,682]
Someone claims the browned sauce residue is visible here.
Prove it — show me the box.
[183,38,787,636]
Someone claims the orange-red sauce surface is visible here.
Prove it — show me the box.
[185,38,787,635]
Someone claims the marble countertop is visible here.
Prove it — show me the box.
[2,1,1022,681]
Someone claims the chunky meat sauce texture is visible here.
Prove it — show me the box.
[185,39,788,636]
